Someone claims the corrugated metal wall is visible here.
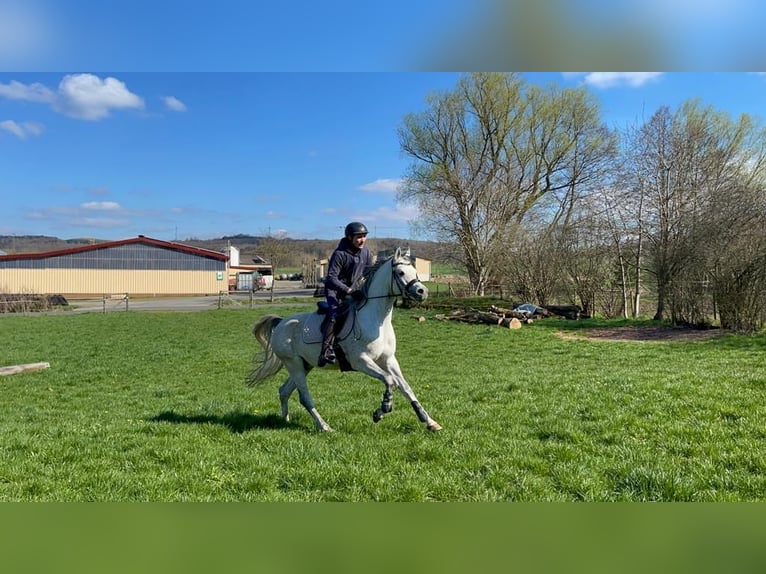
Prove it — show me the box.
[0,269,225,297]
[0,244,227,297]
[0,244,223,270]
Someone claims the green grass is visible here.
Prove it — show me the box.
[431,262,467,276]
[1,306,765,501]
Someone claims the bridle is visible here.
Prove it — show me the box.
[391,261,422,300]
[361,259,422,302]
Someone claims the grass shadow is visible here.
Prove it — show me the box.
[148,409,301,433]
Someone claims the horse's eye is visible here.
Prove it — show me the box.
[398,270,405,276]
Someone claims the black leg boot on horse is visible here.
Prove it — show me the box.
[318,315,337,367]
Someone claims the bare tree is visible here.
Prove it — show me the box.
[620,99,766,325]
[258,232,289,303]
[398,72,615,296]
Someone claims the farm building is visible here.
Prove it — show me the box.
[0,235,230,298]
[226,245,273,291]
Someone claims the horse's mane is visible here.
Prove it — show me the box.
[361,256,389,283]
[358,256,390,293]
[356,250,411,295]
[359,252,411,294]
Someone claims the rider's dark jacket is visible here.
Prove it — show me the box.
[324,237,373,307]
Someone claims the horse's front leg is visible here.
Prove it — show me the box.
[385,356,442,431]
[350,354,403,426]
[373,384,394,423]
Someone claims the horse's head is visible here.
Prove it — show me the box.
[391,247,429,302]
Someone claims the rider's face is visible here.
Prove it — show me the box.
[350,233,367,248]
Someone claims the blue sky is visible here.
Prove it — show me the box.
[3,72,766,241]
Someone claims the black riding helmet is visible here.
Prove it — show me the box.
[344,221,369,237]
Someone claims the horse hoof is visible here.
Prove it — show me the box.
[427,422,443,431]
[372,410,382,423]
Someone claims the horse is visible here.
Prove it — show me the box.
[248,247,442,432]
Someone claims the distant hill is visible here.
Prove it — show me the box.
[0,235,101,254]
[0,234,457,269]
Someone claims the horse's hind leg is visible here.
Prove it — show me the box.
[285,362,333,432]
[296,380,333,432]
[278,378,296,422]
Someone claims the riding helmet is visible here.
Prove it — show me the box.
[344,221,369,237]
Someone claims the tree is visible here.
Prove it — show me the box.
[258,232,289,303]
[398,72,615,295]
[624,100,766,322]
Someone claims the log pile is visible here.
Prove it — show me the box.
[433,308,531,329]
[543,304,583,320]
[487,304,546,319]
[417,303,585,329]
[0,294,68,314]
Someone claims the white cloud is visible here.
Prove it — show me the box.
[0,74,144,121]
[0,119,43,139]
[358,178,402,193]
[582,72,664,89]
[80,201,123,211]
[162,95,187,112]
[54,74,144,120]
[369,203,420,223]
[0,79,55,102]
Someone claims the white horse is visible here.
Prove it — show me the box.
[248,248,442,432]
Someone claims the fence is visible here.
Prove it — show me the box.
[103,293,129,312]
[218,290,261,309]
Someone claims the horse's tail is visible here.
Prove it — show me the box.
[247,314,284,386]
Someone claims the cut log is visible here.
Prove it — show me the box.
[0,362,50,376]
[544,305,583,320]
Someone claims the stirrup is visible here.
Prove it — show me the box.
[318,348,336,367]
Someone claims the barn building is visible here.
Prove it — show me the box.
[226,245,274,291]
[0,235,229,298]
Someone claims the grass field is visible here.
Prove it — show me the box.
[1,305,765,501]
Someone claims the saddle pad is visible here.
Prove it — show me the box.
[301,311,356,345]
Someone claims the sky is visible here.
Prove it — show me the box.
[2,1,766,242]
[3,72,766,242]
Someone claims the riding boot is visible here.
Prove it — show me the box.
[318,316,337,367]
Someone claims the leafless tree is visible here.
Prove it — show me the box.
[623,100,764,321]
[398,72,615,295]
[258,232,290,303]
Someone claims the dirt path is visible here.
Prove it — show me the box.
[556,325,724,342]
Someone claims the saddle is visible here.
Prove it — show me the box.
[301,302,357,371]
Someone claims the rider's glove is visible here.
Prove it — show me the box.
[350,290,365,302]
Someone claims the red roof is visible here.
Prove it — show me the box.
[0,235,229,262]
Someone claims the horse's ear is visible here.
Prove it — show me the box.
[394,247,401,260]
[403,247,411,258]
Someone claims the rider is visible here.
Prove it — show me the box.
[318,221,374,367]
